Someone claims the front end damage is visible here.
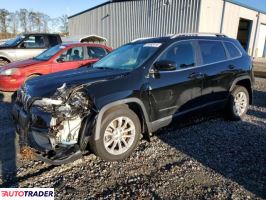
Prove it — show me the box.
[13,84,97,165]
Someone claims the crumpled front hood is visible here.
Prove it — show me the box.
[24,67,130,98]
[1,59,44,70]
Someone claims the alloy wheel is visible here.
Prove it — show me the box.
[103,116,136,155]
[233,91,248,116]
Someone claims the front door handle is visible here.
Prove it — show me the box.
[188,72,204,79]
[229,65,236,69]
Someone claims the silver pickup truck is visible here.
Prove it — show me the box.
[0,33,62,66]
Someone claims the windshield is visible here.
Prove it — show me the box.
[3,35,25,47]
[34,45,64,61]
[93,43,161,70]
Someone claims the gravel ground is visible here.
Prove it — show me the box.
[0,79,266,199]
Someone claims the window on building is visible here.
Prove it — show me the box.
[198,40,226,64]
[87,47,108,59]
[58,46,84,62]
[224,42,241,58]
[158,41,195,69]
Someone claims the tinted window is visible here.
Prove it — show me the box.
[158,41,195,69]
[21,35,46,48]
[224,42,241,58]
[199,41,226,64]
[58,46,84,62]
[48,35,59,47]
[87,47,107,59]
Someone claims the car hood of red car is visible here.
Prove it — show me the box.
[1,59,45,70]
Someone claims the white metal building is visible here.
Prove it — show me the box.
[68,0,266,58]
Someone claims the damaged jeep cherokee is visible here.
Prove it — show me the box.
[13,33,254,165]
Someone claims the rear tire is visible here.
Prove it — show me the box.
[90,106,141,161]
[226,86,249,121]
[0,59,9,67]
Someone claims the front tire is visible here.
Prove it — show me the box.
[90,106,141,161]
[226,86,249,120]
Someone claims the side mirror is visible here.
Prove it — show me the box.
[154,60,177,71]
[56,57,64,63]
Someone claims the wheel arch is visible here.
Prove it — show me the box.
[25,73,42,81]
[28,73,42,77]
[230,76,253,104]
[94,98,151,141]
[0,56,11,63]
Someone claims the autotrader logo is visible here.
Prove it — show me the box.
[0,188,54,200]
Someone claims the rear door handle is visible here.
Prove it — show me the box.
[188,72,204,79]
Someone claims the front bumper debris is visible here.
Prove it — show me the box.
[12,102,95,165]
[12,84,96,165]
[20,146,34,160]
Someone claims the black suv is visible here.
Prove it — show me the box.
[13,33,254,164]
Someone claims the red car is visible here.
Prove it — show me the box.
[0,43,112,91]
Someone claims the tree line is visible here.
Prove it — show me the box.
[0,8,68,39]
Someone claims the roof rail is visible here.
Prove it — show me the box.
[171,32,228,39]
[131,37,156,43]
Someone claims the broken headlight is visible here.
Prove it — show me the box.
[55,90,91,118]
[32,84,92,118]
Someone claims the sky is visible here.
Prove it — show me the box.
[1,0,266,18]
[0,0,108,18]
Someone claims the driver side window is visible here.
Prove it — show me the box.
[58,47,84,62]
[158,41,196,70]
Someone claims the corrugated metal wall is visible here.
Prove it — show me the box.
[199,0,266,57]
[69,0,201,48]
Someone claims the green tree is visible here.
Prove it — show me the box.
[19,8,28,32]
[0,9,10,33]
[9,11,19,35]
[59,14,68,35]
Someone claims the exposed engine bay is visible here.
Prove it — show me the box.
[14,83,95,164]
[32,83,92,146]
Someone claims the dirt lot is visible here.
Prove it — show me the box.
[0,79,266,199]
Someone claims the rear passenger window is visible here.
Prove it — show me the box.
[48,36,59,47]
[198,41,226,64]
[158,41,196,69]
[224,42,241,58]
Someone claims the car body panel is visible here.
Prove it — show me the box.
[147,68,203,121]
[15,48,45,61]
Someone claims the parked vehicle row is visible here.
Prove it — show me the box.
[0,43,112,91]
[11,33,254,165]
